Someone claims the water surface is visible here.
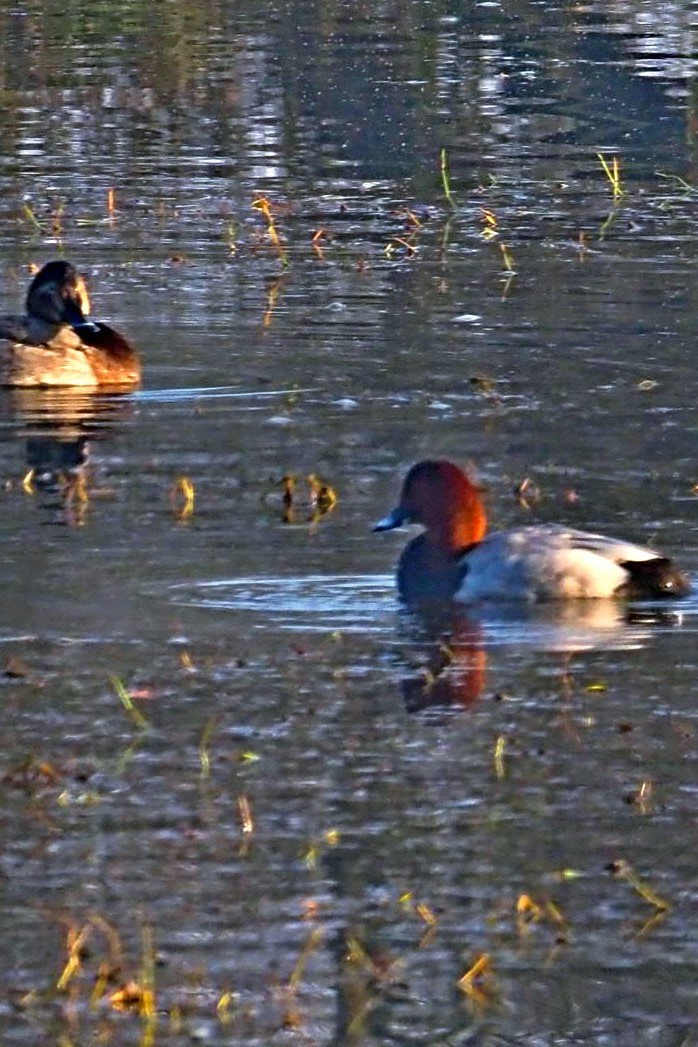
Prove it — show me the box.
[0,2,697,1044]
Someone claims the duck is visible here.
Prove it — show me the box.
[374,459,691,603]
[0,260,140,387]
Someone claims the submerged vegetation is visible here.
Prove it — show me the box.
[10,149,695,320]
[2,660,678,1043]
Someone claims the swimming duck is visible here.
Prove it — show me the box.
[0,261,140,387]
[374,460,691,603]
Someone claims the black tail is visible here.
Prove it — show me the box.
[73,321,137,362]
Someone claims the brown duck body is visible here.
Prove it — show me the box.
[0,261,140,388]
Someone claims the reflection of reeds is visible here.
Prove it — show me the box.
[480,207,498,239]
[458,952,497,1011]
[107,924,156,1027]
[262,472,338,525]
[237,794,254,834]
[262,273,284,327]
[499,242,515,273]
[479,208,517,285]
[252,195,288,265]
[170,476,195,521]
[608,858,670,911]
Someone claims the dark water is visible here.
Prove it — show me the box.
[0,1,697,1044]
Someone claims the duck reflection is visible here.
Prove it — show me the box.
[1,388,134,522]
[398,607,487,711]
[396,599,682,712]
[25,430,90,488]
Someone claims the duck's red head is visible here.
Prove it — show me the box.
[374,460,488,552]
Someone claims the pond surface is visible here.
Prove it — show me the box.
[0,1,697,1044]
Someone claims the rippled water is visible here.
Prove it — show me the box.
[0,1,697,1044]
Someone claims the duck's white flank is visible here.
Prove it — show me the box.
[456,524,663,602]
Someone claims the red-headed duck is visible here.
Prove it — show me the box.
[0,261,140,388]
[374,460,691,603]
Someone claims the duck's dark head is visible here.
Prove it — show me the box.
[26,261,91,327]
